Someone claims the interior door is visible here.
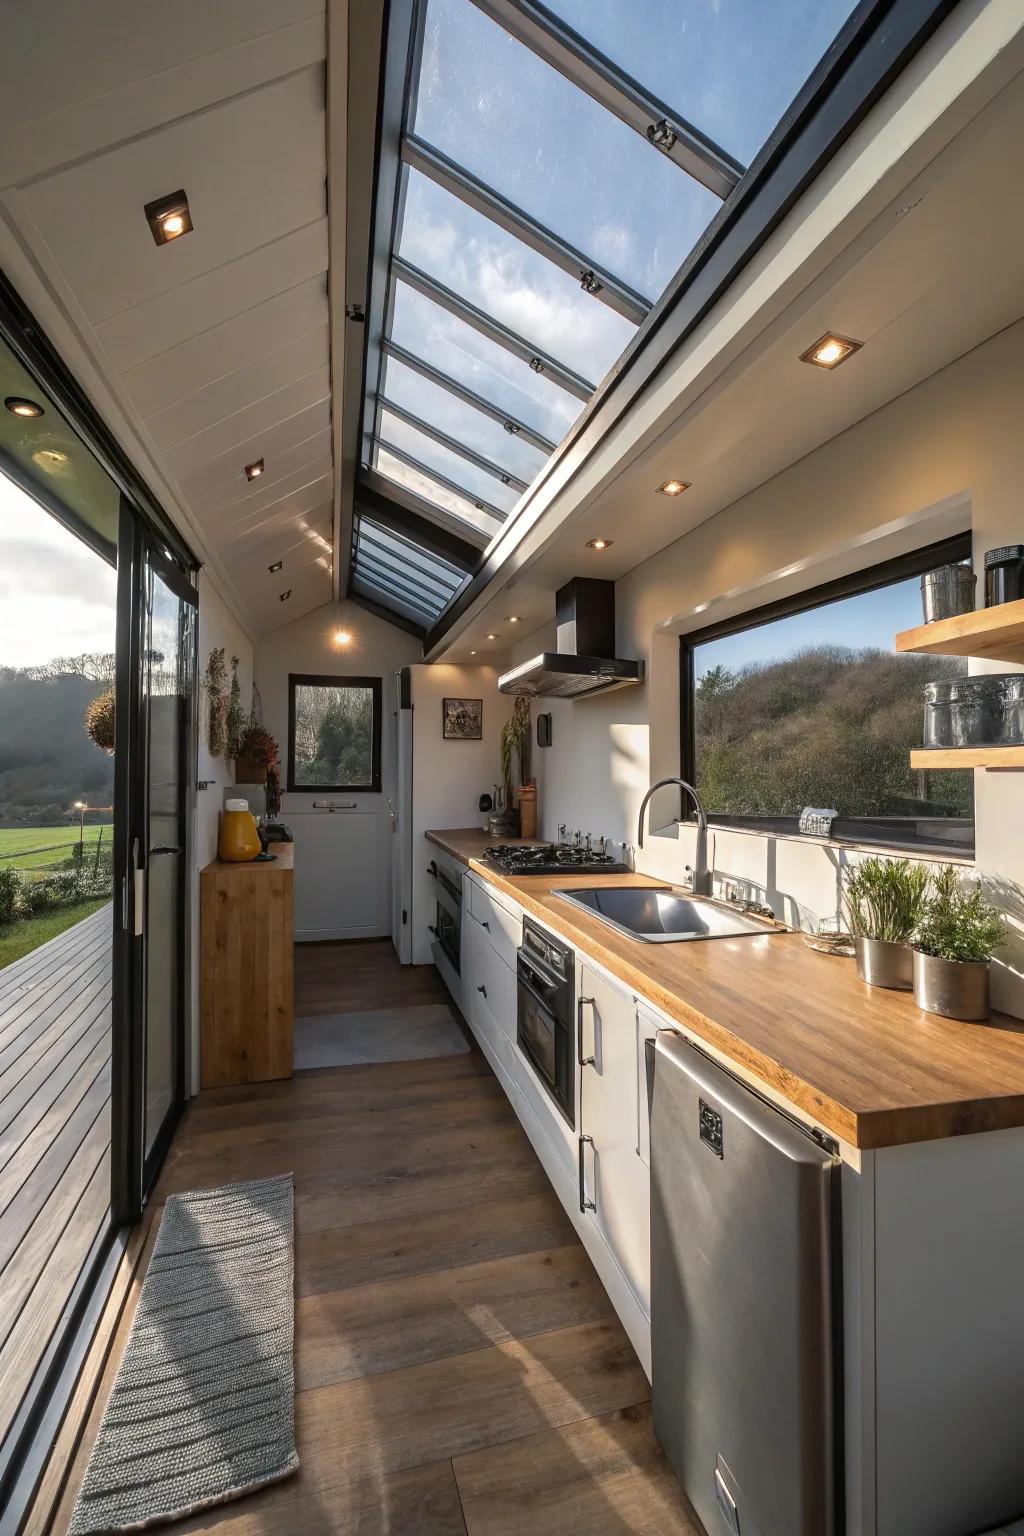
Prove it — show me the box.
[112,510,196,1218]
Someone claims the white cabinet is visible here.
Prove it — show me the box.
[636,1006,662,1168]
[578,962,651,1316]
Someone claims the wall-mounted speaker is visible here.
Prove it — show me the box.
[537,713,552,748]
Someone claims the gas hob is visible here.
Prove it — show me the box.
[484,843,630,876]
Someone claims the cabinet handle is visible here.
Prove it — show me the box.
[477,984,487,998]
[481,919,490,931]
[577,995,595,1068]
[428,924,436,935]
[578,1133,596,1214]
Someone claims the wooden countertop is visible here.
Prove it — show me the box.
[202,843,294,874]
[428,828,1024,1150]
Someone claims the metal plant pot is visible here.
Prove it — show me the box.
[854,936,913,990]
[912,948,991,1022]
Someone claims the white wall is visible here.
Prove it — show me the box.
[254,598,421,942]
[512,320,1024,1016]
[409,664,512,963]
[192,570,254,1091]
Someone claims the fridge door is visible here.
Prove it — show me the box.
[649,1032,839,1536]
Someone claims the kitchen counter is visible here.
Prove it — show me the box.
[427,828,1024,1149]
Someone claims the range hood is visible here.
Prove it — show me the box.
[498,578,644,698]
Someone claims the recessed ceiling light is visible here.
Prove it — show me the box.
[586,537,613,551]
[144,189,193,246]
[470,650,477,656]
[245,458,265,481]
[800,332,863,370]
[485,633,499,640]
[268,560,283,573]
[334,629,353,648]
[279,589,292,602]
[656,479,690,497]
[4,396,44,418]
[507,615,521,624]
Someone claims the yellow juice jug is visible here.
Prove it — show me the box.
[218,798,261,862]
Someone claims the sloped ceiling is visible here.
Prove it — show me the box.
[0,1,337,636]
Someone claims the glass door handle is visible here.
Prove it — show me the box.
[149,845,182,855]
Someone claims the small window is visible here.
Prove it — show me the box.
[680,538,975,855]
[287,674,382,793]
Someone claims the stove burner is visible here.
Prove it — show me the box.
[484,842,630,876]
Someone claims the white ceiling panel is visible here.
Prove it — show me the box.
[122,274,329,418]
[163,366,330,479]
[179,402,331,505]
[233,515,334,571]
[243,561,334,635]
[145,327,330,451]
[213,460,335,535]
[0,0,324,134]
[223,479,334,545]
[192,436,333,522]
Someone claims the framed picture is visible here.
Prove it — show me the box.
[443,696,483,741]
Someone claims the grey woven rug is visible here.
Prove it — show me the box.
[293,1004,469,1069]
[70,1175,297,1534]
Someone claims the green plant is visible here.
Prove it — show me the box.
[915,865,1007,964]
[226,654,244,761]
[237,721,279,770]
[0,867,24,926]
[512,695,531,786]
[843,856,929,942]
[499,716,515,803]
[203,647,228,757]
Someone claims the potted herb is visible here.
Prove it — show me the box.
[843,856,929,990]
[913,865,1006,1021]
[235,721,279,785]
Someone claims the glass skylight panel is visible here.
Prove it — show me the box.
[389,283,581,445]
[541,0,861,166]
[397,169,635,387]
[381,356,547,483]
[352,516,463,624]
[374,448,504,540]
[378,406,520,512]
[360,519,462,596]
[414,0,720,301]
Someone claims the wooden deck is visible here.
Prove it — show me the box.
[0,906,112,1452]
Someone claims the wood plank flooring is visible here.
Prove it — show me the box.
[49,939,703,1536]
[0,906,112,1452]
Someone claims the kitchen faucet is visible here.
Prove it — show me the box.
[636,777,711,897]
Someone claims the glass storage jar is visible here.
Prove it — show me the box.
[950,676,1008,747]
[1003,676,1024,746]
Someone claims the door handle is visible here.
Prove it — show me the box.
[131,836,145,937]
[480,919,490,931]
[578,1133,596,1214]
[149,845,181,856]
[577,995,595,1068]
[477,984,487,998]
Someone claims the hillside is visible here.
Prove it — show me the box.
[0,664,115,822]
[694,644,972,819]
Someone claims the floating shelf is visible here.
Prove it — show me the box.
[895,598,1024,665]
[911,747,1024,770]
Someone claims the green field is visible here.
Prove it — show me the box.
[0,897,110,970]
[0,824,111,872]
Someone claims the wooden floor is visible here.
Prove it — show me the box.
[48,940,702,1536]
[0,906,112,1454]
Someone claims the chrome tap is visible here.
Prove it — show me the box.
[637,777,711,897]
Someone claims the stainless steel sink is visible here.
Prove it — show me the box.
[551,885,783,943]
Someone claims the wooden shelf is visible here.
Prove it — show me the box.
[896,598,1024,664]
[911,747,1024,770]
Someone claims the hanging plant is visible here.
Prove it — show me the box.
[85,688,116,755]
[225,655,245,762]
[203,646,228,758]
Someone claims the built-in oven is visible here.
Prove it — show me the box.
[427,857,462,975]
[517,917,575,1128]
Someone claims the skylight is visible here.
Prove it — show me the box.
[358,0,860,621]
[350,513,465,629]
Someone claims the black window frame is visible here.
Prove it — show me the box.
[287,673,383,794]
[679,531,975,857]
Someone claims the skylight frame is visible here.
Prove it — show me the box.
[371,435,508,523]
[382,338,557,455]
[377,394,530,492]
[348,498,473,634]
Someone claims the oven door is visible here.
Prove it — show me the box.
[517,958,574,1128]
[435,895,460,974]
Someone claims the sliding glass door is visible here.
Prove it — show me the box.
[113,510,196,1219]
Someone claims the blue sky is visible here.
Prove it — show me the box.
[693,577,924,680]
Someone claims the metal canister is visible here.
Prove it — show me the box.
[984,545,1024,607]
[920,564,976,623]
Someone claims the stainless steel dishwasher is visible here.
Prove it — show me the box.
[648,1032,841,1536]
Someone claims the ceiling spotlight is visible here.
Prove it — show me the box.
[334,629,353,648]
[470,650,477,655]
[800,332,862,370]
[656,479,690,497]
[5,396,44,418]
[279,589,292,602]
[268,560,283,573]
[144,189,193,246]
[586,537,613,551]
[507,616,521,624]
[485,633,499,640]
[245,458,265,481]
